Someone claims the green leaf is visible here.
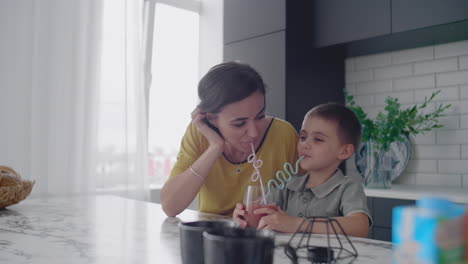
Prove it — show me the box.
[345,90,451,149]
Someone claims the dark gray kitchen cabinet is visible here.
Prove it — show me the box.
[223,0,286,119]
[224,0,285,44]
[373,227,392,241]
[312,0,391,47]
[224,32,286,120]
[367,197,416,242]
[312,0,468,48]
[392,0,468,33]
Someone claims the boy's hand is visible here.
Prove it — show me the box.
[232,203,248,228]
[256,207,302,233]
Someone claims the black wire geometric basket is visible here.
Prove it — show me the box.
[283,217,358,264]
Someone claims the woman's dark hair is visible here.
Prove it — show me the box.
[197,61,266,113]
[306,103,362,150]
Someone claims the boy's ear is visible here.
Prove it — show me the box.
[338,144,355,161]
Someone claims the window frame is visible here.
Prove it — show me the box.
[142,0,201,127]
[143,0,202,186]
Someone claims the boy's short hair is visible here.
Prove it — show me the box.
[306,103,362,150]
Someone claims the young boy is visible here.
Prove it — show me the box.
[233,103,372,238]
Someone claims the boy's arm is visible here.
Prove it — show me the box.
[257,210,369,237]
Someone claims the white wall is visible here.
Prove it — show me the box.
[345,40,468,188]
[199,0,223,77]
[0,1,34,175]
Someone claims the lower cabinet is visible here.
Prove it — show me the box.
[373,227,392,242]
[366,197,416,242]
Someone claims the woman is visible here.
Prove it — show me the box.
[161,61,299,217]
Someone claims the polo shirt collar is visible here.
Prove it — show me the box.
[285,174,309,192]
[285,170,346,198]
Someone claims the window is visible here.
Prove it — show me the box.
[97,0,200,191]
[146,1,200,187]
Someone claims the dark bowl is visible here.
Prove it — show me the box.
[203,227,275,264]
[178,220,234,264]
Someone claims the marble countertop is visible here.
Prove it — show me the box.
[365,184,468,204]
[0,195,392,264]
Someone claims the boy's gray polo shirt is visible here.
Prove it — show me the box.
[266,170,372,225]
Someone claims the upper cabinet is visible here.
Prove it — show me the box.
[313,0,468,48]
[224,32,286,119]
[312,0,391,47]
[392,0,468,33]
[224,0,285,44]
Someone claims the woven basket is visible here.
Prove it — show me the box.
[0,166,35,209]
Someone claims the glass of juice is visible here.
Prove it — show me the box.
[243,185,277,228]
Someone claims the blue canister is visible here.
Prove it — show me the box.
[392,205,418,263]
[414,197,463,264]
[393,197,465,264]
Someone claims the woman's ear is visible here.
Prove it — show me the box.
[205,113,219,127]
[338,144,355,161]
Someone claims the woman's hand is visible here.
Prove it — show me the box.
[256,207,302,233]
[191,108,224,150]
[232,203,248,228]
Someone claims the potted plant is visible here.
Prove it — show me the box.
[345,90,451,188]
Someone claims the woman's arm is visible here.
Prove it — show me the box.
[160,145,222,216]
[161,108,225,217]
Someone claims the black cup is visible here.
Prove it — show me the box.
[203,227,275,264]
[178,220,232,264]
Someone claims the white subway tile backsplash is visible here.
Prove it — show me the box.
[437,116,460,130]
[414,86,459,103]
[437,70,468,86]
[403,102,435,115]
[461,100,468,114]
[435,40,468,58]
[414,58,458,75]
[355,53,391,70]
[394,75,435,91]
[415,173,462,187]
[361,106,385,119]
[438,160,468,174]
[345,84,357,95]
[437,100,468,115]
[414,85,460,103]
[346,70,373,84]
[461,115,468,129]
[374,91,413,106]
[411,132,436,145]
[436,130,468,144]
[461,85,468,99]
[406,159,437,173]
[463,145,468,159]
[356,80,392,94]
[413,144,460,159]
[347,41,468,189]
[374,64,412,80]
[392,46,434,65]
[345,58,355,72]
[460,56,468,70]
[394,172,417,185]
[353,95,374,106]
[463,175,468,188]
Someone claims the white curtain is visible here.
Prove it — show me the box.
[0,0,149,200]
